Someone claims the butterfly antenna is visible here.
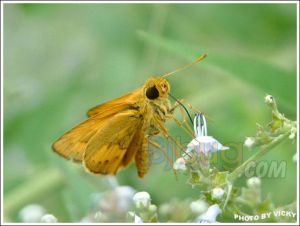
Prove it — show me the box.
[162,54,207,78]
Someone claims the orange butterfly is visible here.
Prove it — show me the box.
[52,54,207,178]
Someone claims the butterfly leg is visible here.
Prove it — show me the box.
[148,140,178,179]
[153,115,191,158]
[171,107,195,137]
[168,101,195,137]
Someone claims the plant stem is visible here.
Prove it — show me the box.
[4,168,64,219]
[228,132,290,183]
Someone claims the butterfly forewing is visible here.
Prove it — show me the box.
[52,115,110,162]
[87,89,142,117]
[52,89,143,164]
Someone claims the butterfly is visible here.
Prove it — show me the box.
[52,54,207,178]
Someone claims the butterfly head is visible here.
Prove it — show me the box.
[144,77,170,100]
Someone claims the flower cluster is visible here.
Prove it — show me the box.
[16,95,296,223]
[244,95,297,149]
[85,185,136,222]
[127,191,158,223]
[19,204,57,223]
[173,113,229,177]
[171,113,230,222]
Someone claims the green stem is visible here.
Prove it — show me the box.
[228,132,290,183]
[223,182,232,210]
[4,168,65,219]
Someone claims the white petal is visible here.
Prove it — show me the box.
[190,136,229,155]
[198,204,221,223]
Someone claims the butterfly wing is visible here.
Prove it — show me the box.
[87,89,142,117]
[52,89,143,163]
[121,129,145,168]
[52,116,111,162]
[83,111,143,175]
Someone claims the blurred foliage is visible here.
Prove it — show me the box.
[3,3,297,222]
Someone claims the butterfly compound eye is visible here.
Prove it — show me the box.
[146,86,159,100]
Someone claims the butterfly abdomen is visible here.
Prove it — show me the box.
[135,136,149,178]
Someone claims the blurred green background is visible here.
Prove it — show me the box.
[3,3,297,222]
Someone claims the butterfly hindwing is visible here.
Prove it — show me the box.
[83,111,143,175]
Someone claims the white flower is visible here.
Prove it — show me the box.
[247,177,261,188]
[133,191,151,209]
[188,136,229,156]
[190,200,208,215]
[19,204,46,223]
[244,137,256,148]
[211,187,225,200]
[40,214,57,223]
[187,114,229,156]
[265,95,274,105]
[115,186,136,211]
[115,186,135,198]
[173,157,187,172]
[197,204,221,223]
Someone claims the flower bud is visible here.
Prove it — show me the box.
[173,157,187,172]
[40,214,57,223]
[190,200,208,215]
[244,137,255,148]
[247,177,261,188]
[265,95,274,105]
[211,187,225,200]
[133,191,151,209]
[19,204,46,223]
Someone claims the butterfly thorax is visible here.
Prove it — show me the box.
[139,77,172,136]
